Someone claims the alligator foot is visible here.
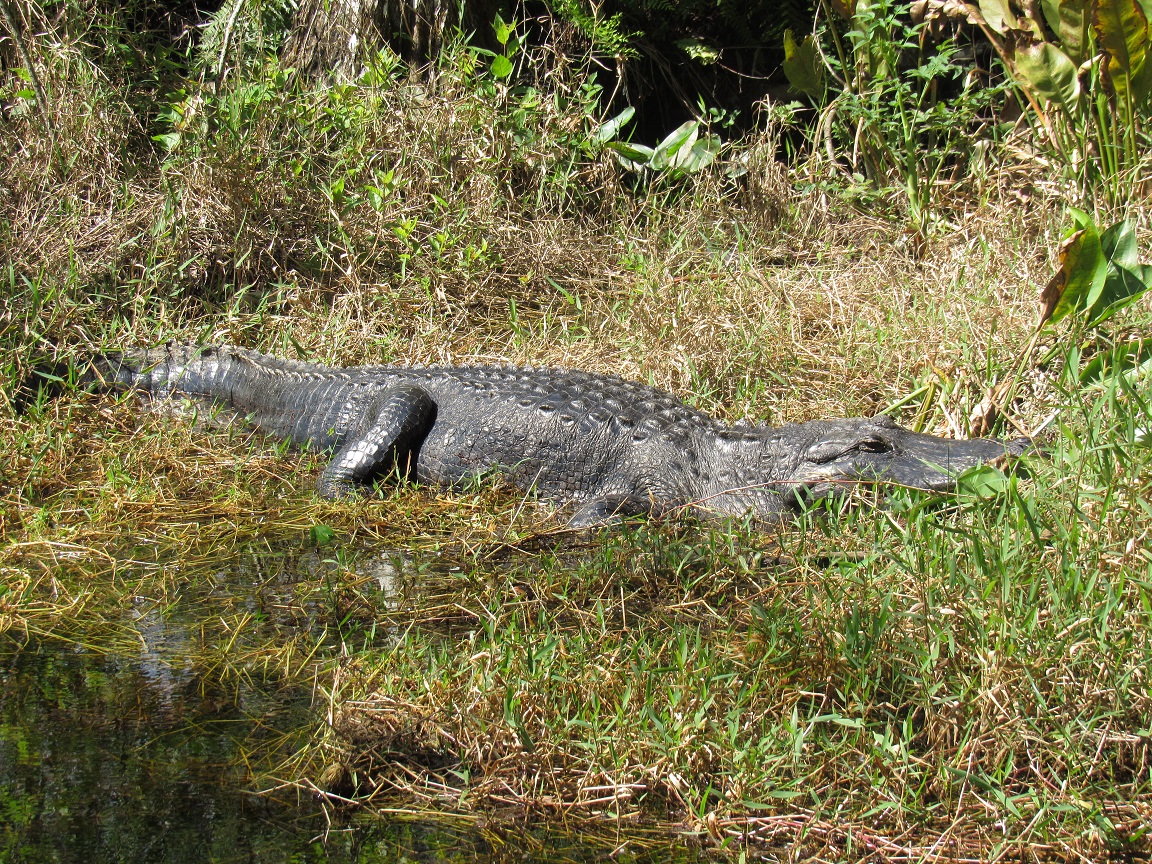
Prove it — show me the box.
[317,385,437,499]
[565,495,651,528]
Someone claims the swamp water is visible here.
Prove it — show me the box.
[0,538,709,863]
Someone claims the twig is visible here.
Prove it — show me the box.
[0,0,58,169]
[217,0,247,82]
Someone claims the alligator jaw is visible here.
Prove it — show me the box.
[781,416,1030,507]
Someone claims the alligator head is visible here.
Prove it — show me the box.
[774,414,1030,509]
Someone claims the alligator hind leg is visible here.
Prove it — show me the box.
[317,386,437,500]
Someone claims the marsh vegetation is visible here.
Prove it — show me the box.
[2,0,1151,860]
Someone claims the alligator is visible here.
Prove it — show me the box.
[27,344,1029,526]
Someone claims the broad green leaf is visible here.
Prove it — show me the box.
[606,140,654,164]
[1053,225,1107,320]
[594,106,635,143]
[606,140,654,172]
[675,136,721,173]
[1134,35,1152,103]
[1041,0,1092,63]
[1101,218,1140,269]
[1081,219,1151,324]
[1039,209,1107,326]
[309,524,336,546]
[1094,0,1150,104]
[152,132,182,151]
[1085,263,1152,326]
[1079,339,1152,384]
[665,126,703,170]
[493,13,513,46]
[609,152,646,173]
[956,464,1011,498]
[652,120,698,170]
[1013,41,1081,113]
[782,30,825,99]
[675,38,721,65]
[491,54,513,79]
[980,0,1020,34]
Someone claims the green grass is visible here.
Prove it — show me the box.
[2,5,1151,860]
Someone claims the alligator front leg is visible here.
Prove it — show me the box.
[566,494,651,528]
[317,386,437,500]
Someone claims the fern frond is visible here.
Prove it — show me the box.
[196,0,298,79]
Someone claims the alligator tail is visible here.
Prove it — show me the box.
[13,345,211,414]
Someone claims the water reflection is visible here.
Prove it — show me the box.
[131,602,196,717]
[0,538,709,863]
[1,643,299,862]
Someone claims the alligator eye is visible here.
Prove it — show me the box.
[807,437,892,464]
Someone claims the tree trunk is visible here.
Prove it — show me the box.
[284,0,503,77]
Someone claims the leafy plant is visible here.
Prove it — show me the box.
[196,0,297,80]
[783,0,1005,243]
[476,13,520,80]
[1038,210,1152,328]
[546,0,635,57]
[971,0,1152,208]
[309,524,336,546]
[782,29,825,99]
[972,208,1151,434]
[603,116,722,180]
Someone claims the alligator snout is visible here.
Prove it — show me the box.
[785,417,1030,504]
